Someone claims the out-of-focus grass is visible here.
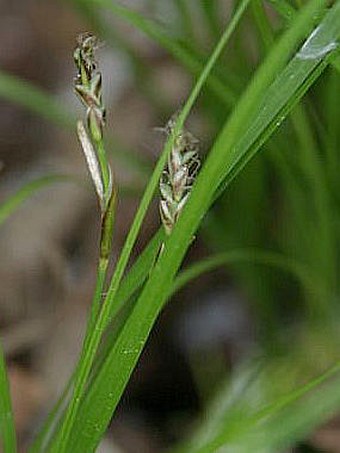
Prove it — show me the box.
[0,176,72,225]
[0,343,17,453]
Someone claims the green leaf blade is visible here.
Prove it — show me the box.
[0,344,17,453]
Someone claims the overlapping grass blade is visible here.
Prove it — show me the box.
[0,343,17,453]
[106,229,165,325]
[57,1,340,452]
[38,241,314,451]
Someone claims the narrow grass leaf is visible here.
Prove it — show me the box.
[0,175,71,226]
[182,362,340,453]
[0,71,72,128]
[170,249,318,300]
[0,343,17,453]
[255,369,340,452]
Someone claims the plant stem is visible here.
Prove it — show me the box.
[55,127,115,452]
[51,253,109,453]
[88,258,108,331]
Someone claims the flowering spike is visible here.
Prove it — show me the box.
[74,32,111,211]
[159,113,200,235]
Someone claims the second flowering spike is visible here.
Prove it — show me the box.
[159,113,200,235]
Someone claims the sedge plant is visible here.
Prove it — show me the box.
[1,1,340,452]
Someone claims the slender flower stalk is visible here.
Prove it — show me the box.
[53,33,116,453]
[73,32,116,319]
[159,113,200,235]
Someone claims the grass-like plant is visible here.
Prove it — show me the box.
[1,1,340,452]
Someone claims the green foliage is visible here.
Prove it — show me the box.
[1,0,340,452]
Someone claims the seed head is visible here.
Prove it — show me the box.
[74,32,105,141]
[159,113,200,235]
[74,32,100,85]
[74,32,112,212]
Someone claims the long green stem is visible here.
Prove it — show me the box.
[88,258,109,333]
[54,189,116,453]
[52,251,109,453]
[55,32,117,450]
